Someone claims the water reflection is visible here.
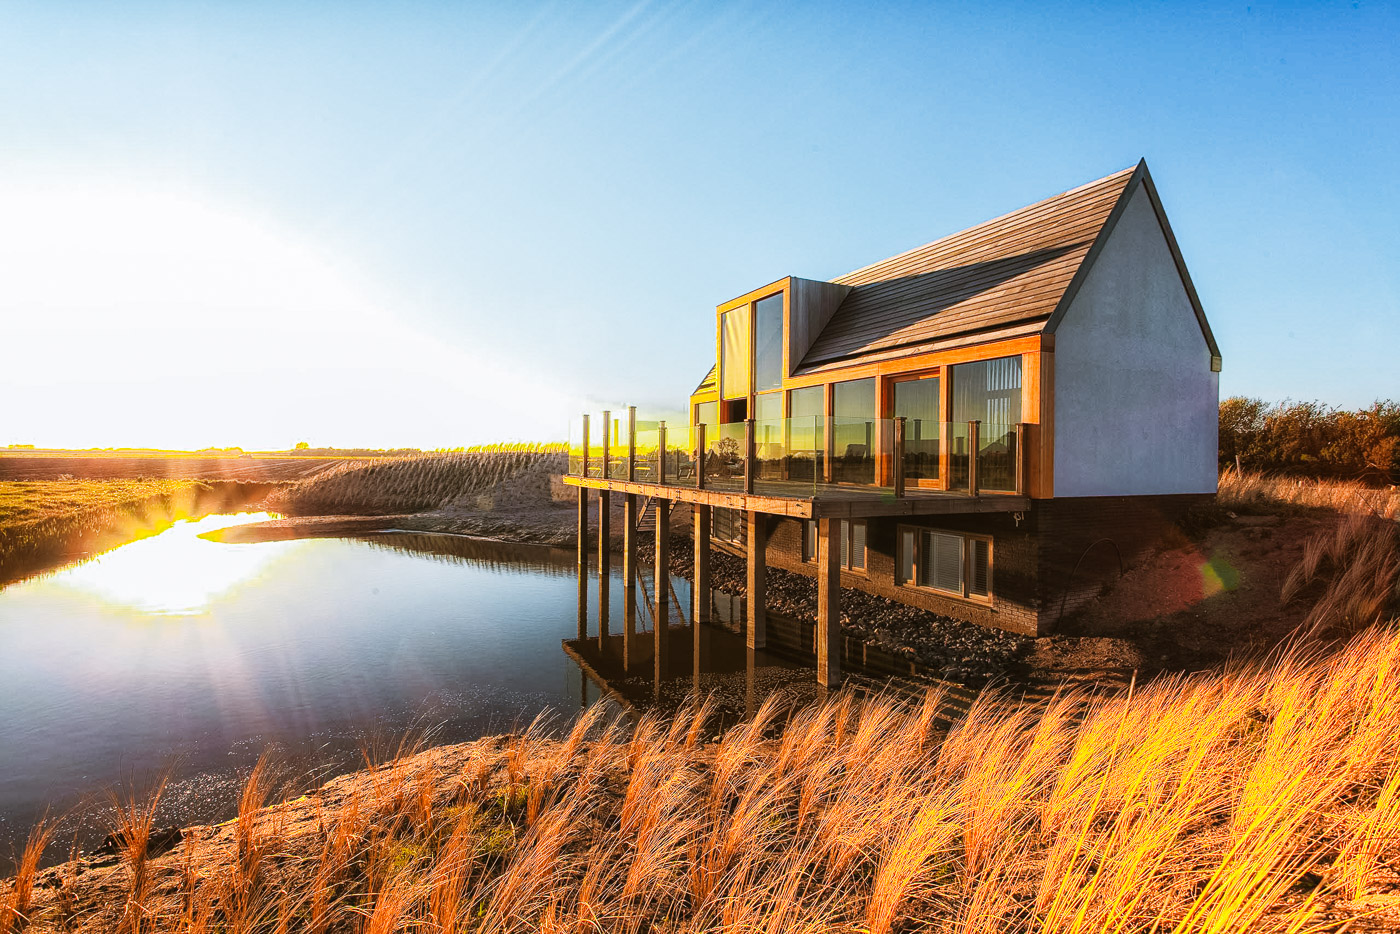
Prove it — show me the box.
[353,532,577,577]
[45,513,297,616]
[0,518,602,864]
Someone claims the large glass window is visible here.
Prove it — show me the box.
[832,377,876,484]
[894,376,940,481]
[753,392,781,422]
[753,392,783,480]
[950,355,1022,492]
[693,401,717,428]
[753,293,784,393]
[951,356,1021,425]
[720,306,751,400]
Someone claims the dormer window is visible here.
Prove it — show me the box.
[753,293,784,392]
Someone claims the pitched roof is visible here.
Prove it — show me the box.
[801,165,1138,367]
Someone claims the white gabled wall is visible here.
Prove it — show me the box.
[1051,184,1219,497]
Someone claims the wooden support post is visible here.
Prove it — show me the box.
[627,406,637,482]
[893,416,906,498]
[694,503,711,685]
[581,413,590,478]
[1015,421,1029,495]
[654,498,670,686]
[744,418,755,494]
[968,420,981,497]
[694,504,711,626]
[576,489,588,641]
[657,421,667,486]
[746,511,766,649]
[623,493,638,671]
[695,423,706,490]
[597,489,610,648]
[816,517,841,688]
[601,409,611,480]
[745,645,757,719]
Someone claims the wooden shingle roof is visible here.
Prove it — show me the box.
[692,365,716,396]
[801,165,1138,367]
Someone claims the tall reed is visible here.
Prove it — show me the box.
[21,625,1400,932]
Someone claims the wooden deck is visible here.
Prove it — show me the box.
[563,474,1029,518]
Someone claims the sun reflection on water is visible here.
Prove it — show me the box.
[52,513,306,616]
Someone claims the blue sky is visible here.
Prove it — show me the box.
[1,1,1395,448]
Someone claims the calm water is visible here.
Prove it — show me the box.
[0,514,633,859]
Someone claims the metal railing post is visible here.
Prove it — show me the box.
[657,421,667,486]
[627,406,637,482]
[600,409,611,481]
[968,419,981,497]
[581,413,590,478]
[894,416,906,498]
[744,418,755,494]
[695,423,706,490]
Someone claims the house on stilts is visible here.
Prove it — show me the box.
[565,159,1221,687]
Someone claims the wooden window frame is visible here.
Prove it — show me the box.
[716,283,789,424]
[897,525,992,604]
[803,519,866,574]
[886,368,947,490]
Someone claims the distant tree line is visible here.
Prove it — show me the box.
[1220,397,1400,484]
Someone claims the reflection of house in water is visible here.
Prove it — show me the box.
[563,566,976,718]
[567,161,1220,687]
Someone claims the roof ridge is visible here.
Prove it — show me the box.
[831,164,1138,286]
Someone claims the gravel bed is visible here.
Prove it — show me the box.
[636,532,1030,686]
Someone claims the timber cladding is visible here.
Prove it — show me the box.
[804,166,1136,368]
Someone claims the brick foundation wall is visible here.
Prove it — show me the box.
[756,492,1213,637]
[762,513,1043,637]
[1032,494,1214,630]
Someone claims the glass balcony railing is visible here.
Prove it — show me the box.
[567,411,1023,498]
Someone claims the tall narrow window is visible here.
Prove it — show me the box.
[950,356,1021,492]
[720,306,751,400]
[788,385,825,483]
[753,293,784,393]
[894,376,941,482]
[805,519,865,571]
[832,378,876,484]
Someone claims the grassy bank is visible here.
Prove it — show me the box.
[264,445,567,517]
[0,480,275,583]
[1219,470,1400,519]
[9,624,1400,932]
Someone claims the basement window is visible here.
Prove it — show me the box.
[803,520,866,571]
[898,527,991,602]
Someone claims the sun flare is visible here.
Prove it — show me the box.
[51,513,304,616]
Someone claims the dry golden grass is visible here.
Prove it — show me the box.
[1219,469,1400,520]
[265,446,567,517]
[13,624,1400,932]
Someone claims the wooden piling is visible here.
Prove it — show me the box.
[576,488,588,641]
[654,498,670,687]
[623,492,637,671]
[597,489,610,648]
[816,517,841,687]
[746,510,766,649]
